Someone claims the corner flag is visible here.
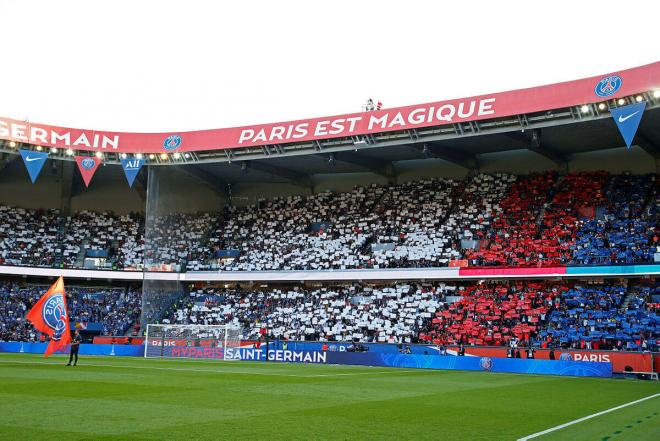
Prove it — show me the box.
[26,277,71,357]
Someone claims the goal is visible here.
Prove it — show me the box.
[144,324,243,360]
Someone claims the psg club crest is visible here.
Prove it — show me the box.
[81,157,96,170]
[42,295,67,341]
[594,75,622,98]
[479,357,493,371]
[163,134,182,150]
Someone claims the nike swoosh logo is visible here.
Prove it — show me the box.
[25,157,42,162]
[618,111,640,123]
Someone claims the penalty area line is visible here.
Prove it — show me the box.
[517,393,660,440]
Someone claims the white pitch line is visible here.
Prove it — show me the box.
[0,359,418,378]
[517,393,660,440]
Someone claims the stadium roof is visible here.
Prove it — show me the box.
[0,62,659,187]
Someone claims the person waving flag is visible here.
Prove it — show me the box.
[26,276,71,357]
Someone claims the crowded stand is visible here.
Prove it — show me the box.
[164,283,454,342]
[161,279,658,351]
[0,171,657,271]
[573,174,658,265]
[145,212,219,271]
[61,211,144,269]
[464,172,609,266]
[360,178,460,268]
[0,281,141,341]
[193,171,660,271]
[436,173,515,248]
[208,174,515,270]
[0,276,656,352]
[209,186,385,271]
[542,282,658,351]
[420,281,568,346]
[0,206,61,267]
[463,172,559,266]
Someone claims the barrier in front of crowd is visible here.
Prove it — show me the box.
[85,337,657,373]
[0,341,611,377]
[244,340,656,373]
[0,342,144,357]
[1,263,658,282]
[445,345,655,373]
[222,347,612,378]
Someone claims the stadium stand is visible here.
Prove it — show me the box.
[420,280,568,346]
[158,280,657,351]
[0,206,61,268]
[0,282,141,341]
[144,212,219,271]
[61,211,144,269]
[368,174,516,268]
[189,171,660,270]
[163,283,454,342]
[573,173,658,265]
[542,282,659,350]
[0,172,657,271]
[208,184,388,271]
[0,275,656,352]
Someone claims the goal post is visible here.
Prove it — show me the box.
[144,324,242,360]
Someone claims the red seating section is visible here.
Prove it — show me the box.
[420,281,568,346]
[465,172,608,267]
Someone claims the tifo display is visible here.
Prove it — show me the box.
[2,278,656,354]
[0,172,657,271]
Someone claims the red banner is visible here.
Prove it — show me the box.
[459,266,567,276]
[75,156,101,187]
[1,62,658,154]
[450,346,655,372]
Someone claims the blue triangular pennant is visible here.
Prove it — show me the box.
[121,158,144,187]
[610,102,646,148]
[19,149,48,183]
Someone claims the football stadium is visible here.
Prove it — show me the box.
[1,2,659,440]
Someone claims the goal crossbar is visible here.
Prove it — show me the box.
[144,324,242,360]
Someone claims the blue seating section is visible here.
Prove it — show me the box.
[543,284,659,349]
[0,283,141,341]
[572,174,657,266]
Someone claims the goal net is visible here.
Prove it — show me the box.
[144,324,242,360]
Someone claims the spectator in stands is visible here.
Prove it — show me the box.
[0,171,657,271]
[0,281,141,342]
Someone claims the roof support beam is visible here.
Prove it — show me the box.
[318,151,396,180]
[240,161,312,188]
[417,142,478,169]
[502,129,568,165]
[636,131,660,159]
[177,165,230,198]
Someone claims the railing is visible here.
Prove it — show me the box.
[0,263,658,282]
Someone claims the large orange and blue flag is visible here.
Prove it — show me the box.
[26,276,71,357]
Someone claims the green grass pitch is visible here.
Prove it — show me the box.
[0,353,658,440]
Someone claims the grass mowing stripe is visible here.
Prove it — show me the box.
[0,359,422,378]
[2,354,658,440]
[517,393,660,440]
